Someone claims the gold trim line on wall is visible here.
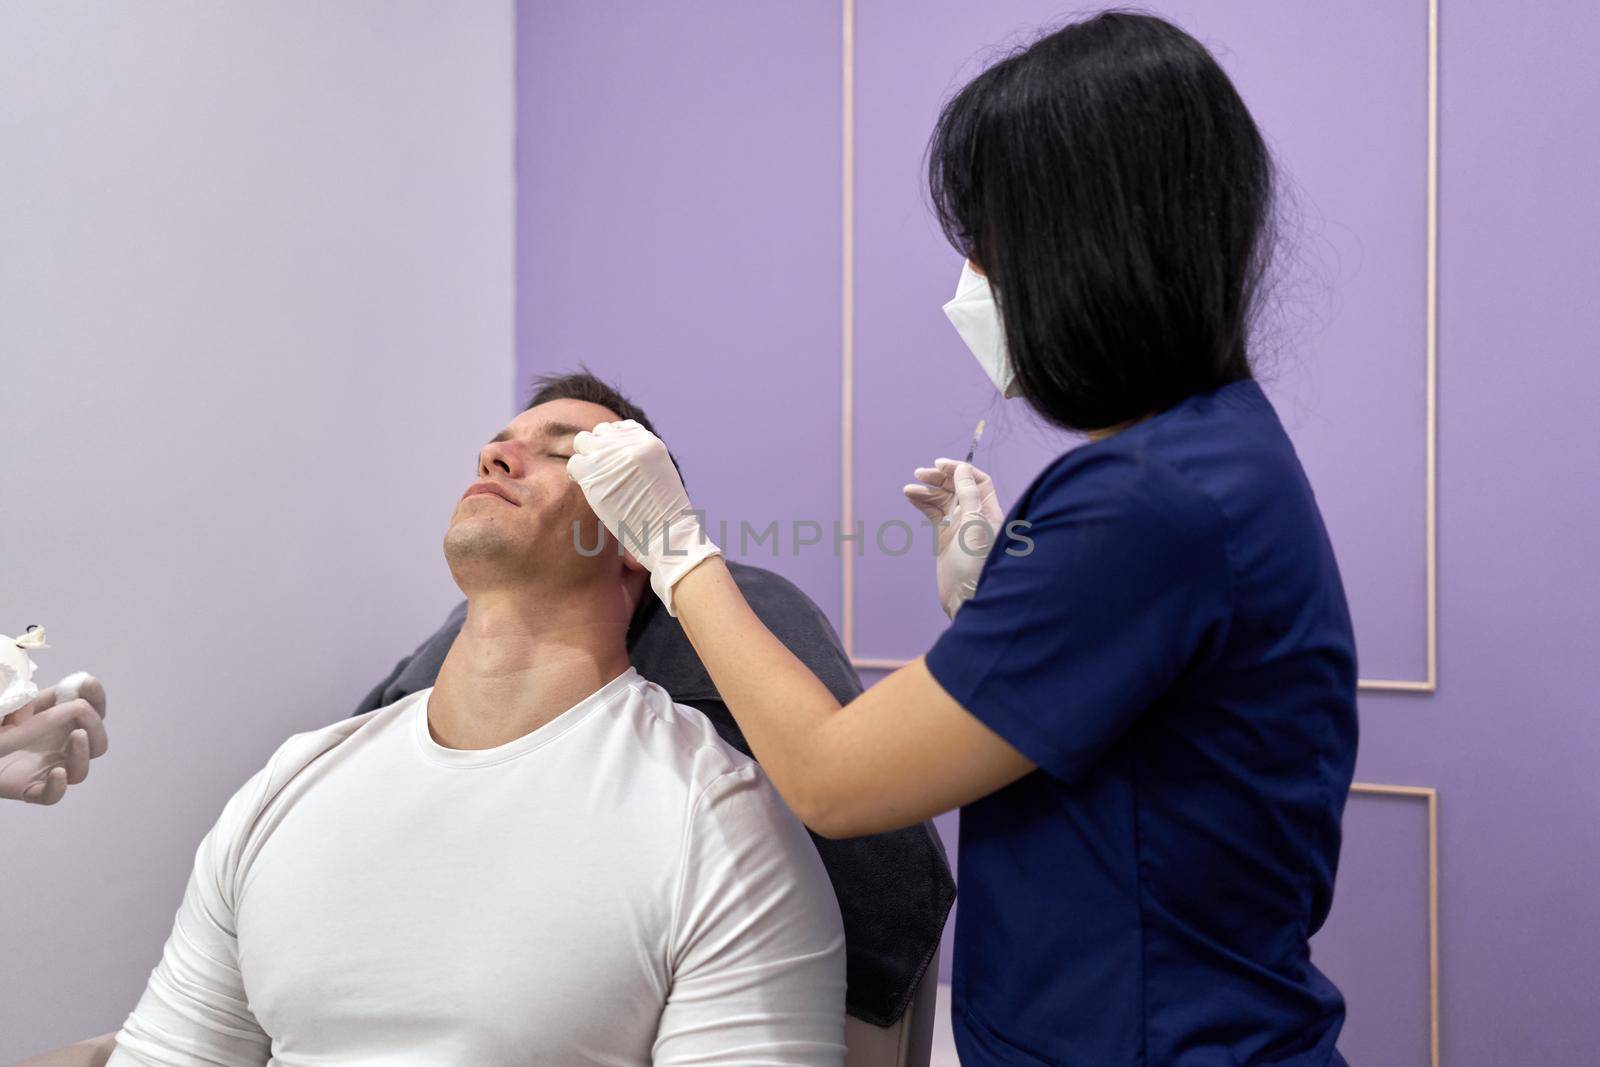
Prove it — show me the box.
[840,0,857,656]
[1348,781,1442,1067]
[838,0,1441,695]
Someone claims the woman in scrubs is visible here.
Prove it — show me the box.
[569,11,1358,1066]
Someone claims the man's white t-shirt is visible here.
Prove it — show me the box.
[109,668,846,1065]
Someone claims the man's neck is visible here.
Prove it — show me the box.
[427,584,632,750]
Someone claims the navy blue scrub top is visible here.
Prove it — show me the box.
[925,379,1358,1066]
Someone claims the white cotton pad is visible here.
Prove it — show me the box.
[0,654,38,717]
[0,628,47,716]
[55,670,91,703]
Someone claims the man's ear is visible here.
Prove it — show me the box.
[619,550,650,620]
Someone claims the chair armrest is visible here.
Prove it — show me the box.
[844,946,940,1067]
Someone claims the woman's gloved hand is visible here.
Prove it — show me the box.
[0,672,108,805]
[567,420,722,616]
[903,459,1005,619]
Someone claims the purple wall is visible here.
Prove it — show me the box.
[852,0,1428,680]
[516,1,844,620]
[516,2,1600,1062]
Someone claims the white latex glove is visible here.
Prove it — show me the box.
[0,672,108,805]
[567,419,722,616]
[903,459,1004,619]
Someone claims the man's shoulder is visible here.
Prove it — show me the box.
[193,694,421,888]
[623,673,763,791]
[245,694,419,822]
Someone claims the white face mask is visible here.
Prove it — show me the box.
[941,260,1022,398]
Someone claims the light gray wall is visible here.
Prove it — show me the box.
[0,2,513,1057]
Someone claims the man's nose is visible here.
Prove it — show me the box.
[479,440,520,479]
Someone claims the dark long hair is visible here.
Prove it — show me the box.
[928,11,1276,432]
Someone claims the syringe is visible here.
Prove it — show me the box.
[964,419,986,465]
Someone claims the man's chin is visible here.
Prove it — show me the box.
[443,523,529,575]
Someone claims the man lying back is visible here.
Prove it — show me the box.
[108,373,845,1066]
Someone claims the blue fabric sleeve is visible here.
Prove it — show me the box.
[925,447,1233,783]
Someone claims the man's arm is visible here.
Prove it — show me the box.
[106,768,274,1066]
[654,763,846,1066]
[14,1033,117,1067]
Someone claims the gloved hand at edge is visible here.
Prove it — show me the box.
[1,672,109,805]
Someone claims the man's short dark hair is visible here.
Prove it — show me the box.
[525,367,660,436]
